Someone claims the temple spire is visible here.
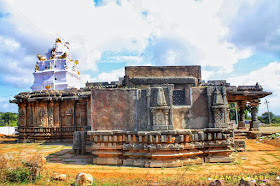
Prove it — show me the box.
[30,38,81,91]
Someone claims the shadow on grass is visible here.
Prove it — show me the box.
[46,148,92,165]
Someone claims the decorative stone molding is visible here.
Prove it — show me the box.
[88,128,234,167]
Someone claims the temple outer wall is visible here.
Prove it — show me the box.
[125,66,201,79]
[15,91,91,142]
[91,86,214,131]
[172,87,209,129]
[91,89,138,131]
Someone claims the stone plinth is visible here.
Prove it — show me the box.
[88,128,234,167]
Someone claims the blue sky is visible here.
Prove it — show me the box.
[0,0,280,115]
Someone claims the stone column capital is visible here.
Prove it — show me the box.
[249,100,260,107]
[238,101,247,109]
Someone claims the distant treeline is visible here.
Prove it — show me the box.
[0,112,18,126]
[258,112,280,124]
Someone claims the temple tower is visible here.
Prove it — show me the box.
[31,38,81,91]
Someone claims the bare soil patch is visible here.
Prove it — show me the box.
[0,139,280,185]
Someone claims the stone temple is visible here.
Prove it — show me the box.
[10,39,272,167]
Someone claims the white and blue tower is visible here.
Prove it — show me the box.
[31,38,81,91]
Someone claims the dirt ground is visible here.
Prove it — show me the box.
[0,138,279,184]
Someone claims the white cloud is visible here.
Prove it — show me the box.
[228,62,280,115]
[222,0,280,55]
[0,0,256,87]
[0,36,34,88]
[92,68,125,83]
[0,0,152,73]
[0,98,18,113]
[0,0,279,95]
[140,0,251,70]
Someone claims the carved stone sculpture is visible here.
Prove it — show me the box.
[150,87,170,130]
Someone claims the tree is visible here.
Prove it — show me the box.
[228,103,251,121]
[272,116,280,124]
[229,103,237,121]
[260,112,274,124]
[0,112,18,126]
[244,104,252,120]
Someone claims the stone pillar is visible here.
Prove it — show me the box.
[207,87,213,128]
[146,88,151,130]
[184,84,191,105]
[250,100,260,131]
[167,85,174,130]
[222,86,228,125]
[237,101,246,129]
[86,99,91,127]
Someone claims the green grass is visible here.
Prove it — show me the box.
[266,152,280,159]
[234,159,242,165]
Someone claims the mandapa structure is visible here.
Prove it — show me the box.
[30,38,81,91]
[10,41,272,167]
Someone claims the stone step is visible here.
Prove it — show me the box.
[234,136,247,139]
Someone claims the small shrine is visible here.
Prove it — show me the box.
[30,38,81,91]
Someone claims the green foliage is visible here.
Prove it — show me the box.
[229,103,251,121]
[0,112,18,126]
[244,104,252,120]
[259,112,280,124]
[5,167,31,183]
[229,103,236,121]
[0,154,46,184]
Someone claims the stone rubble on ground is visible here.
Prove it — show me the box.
[52,173,67,181]
[75,172,93,186]
[208,179,225,186]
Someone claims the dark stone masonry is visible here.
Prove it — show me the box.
[11,65,271,167]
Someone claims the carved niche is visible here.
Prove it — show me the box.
[37,107,46,127]
[150,87,170,130]
[211,87,228,128]
[48,106,54,127]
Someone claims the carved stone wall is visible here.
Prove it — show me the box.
[54,102,60,126]
[150,87,172,130]
[208,86,229,128]
[14,90,91,141]
[75,101,87,126]
[59,101,67,127]
[18,103,26,127]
